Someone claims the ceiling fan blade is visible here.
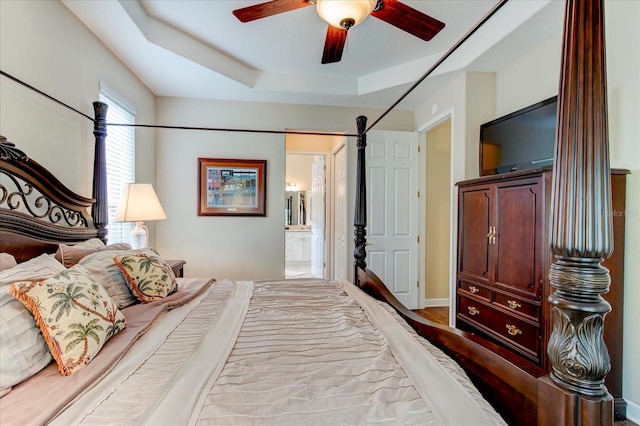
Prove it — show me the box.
[322,25,348,64]
[233,0,311,23]
[371,0,445,41]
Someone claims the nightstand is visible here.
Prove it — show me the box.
[165,259,186,278]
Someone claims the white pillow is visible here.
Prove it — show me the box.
[0,254,66,286]
[0,253,17,272]
[0,285,53,396]
[0,255,65,396]
[78,248,149,309]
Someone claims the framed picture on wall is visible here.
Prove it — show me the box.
[198,158,267,216]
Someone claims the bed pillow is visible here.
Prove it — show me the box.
[53,237,104,264]
[53,237,104,262]
[0,253,17,272]
[10,265,126,376]
[0,254,66,396]
[113,251,177,303]
[78,249,147,309]
[55,242,132,268]
[0,285,53,397]
[0,254,66,286]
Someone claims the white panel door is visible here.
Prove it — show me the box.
[311,155,325,278]
[333,145,347,280]
[366,130,419,309]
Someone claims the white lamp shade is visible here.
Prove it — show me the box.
[114,183,167,222]
[316,0,376,29]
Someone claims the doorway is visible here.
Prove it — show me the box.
[284,133,346,280]
[285,134,344,278]
[285,153,317,278]
[423,118,452,310]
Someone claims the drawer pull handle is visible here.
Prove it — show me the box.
[507,300,521,309]
[506,324,522,336]
[468,306,480,316]
[468,286,479,294]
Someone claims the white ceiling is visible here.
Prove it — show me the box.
[62,0,564,110]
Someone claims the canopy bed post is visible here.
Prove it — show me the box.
[539,0,614,424]
[353,115,368,284]
[91,101,108,242]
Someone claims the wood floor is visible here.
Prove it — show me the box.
[413,306,448,325]
[413,307,638,426]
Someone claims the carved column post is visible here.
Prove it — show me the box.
[543,0,614,423]
[353,115,368,284]
[92,101,108,242]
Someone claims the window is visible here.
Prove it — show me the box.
[99,84,136,244]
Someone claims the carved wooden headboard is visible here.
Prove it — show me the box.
[0,137,99,262]
[0,101,108,262]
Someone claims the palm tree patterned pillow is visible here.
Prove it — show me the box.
[10,265,126,376]
[113,252,177,303]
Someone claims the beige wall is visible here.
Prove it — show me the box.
[285,154,313,192]
[153,97,413,281]
[425,120,452,301]
[605,1,640,415]
[286,134,342,153]
[494,32,562,117]
[0,0,157,243]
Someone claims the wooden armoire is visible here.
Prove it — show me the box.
[455,167,628,419]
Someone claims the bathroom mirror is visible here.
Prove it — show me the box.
[285,191,309,227]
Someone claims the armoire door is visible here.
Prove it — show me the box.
[493,178,542,300]
[457,185,493,287]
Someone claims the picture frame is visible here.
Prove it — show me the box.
[198,158,267,216]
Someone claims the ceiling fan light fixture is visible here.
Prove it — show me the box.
[316,0,377,29]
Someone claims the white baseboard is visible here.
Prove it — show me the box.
[626,398,640,424]
[422,298,449,308]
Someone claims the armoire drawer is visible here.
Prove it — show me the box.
[493,292,540,321]
[457,281,491,301]
[457,296,540,362]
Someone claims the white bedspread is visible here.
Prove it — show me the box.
[52,278,505,425]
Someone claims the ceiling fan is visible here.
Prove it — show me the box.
[233,0,445,64]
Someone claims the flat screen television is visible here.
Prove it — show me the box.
[479,96,557,176]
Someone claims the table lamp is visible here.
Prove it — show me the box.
[114,183,166,249]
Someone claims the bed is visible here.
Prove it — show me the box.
[0,0,617,424]
[0,141,508,426]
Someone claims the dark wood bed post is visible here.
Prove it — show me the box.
[539,0,614,424]
[353,115,368,285]
[92,101,108,243]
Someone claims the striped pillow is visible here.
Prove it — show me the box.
[0,254,66,396]
[78,249,145,309]
[0,254,65,286]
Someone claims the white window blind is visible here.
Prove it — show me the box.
[99,84,135,244]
